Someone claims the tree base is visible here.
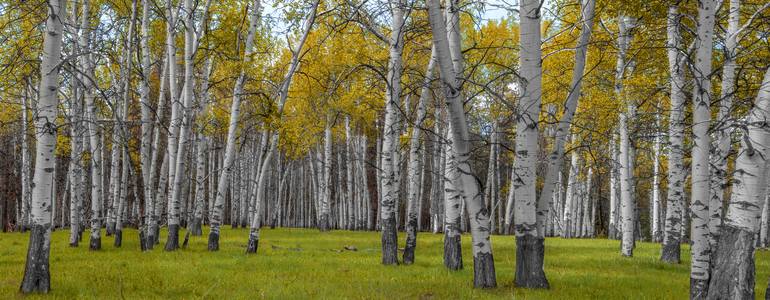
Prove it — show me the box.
[114,229,122,247]
[690,277,708,299]
[182,231,190,248]
[208,231,219,251]
[106,222,115,236]
[444,231,463,270]
[707,224,755,299]
[164,224,179,251]
[660,240,681,264]
[381,217,398,265]
[145,233,155,251]
[190,218,202,236]
[319,214,330,232]
[473,252,497,288]
[20,225,51,293]
[153,225,160,245]
[514,235,549,289]
[246,235,259,254]
[89,235,101,251]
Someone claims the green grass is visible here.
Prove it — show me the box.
[1,227,768,299]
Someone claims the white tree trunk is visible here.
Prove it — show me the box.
[707,66,770,299]
[616,15,635,257]
[138,0,154,250]
[207,0,261,251]
[536,0,596,238]
[403,46,435,264]
[427,0,496,287]
[661,5,687,264]
[689,0,718,296]
[20,0,66,292]
[652,113,662,243]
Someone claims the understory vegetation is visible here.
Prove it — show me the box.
[2,228,768,299]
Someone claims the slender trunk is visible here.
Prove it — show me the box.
[616,15,636,257]
[207,0,261,251]
[427,0,496,287]
[652,113,662,242]
[403,46,436,264]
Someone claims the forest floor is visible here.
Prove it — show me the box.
[1,227,768,299]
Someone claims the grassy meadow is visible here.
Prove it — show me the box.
[1,227,768,299]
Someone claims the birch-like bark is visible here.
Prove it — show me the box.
[616,15,635,257]
[403,46,435,264]
[246,0,318,251]
[138,0,154,250]
[190,59,213,236]
[379,0,406,265]
[689,0,718,296]
[207,0,261,251]
[163,0,182,246]
[564,146,578,238]
[427,0,496,287]
[536,0,595,239]
[709,0,740,252]
[511,0,548,287]
[21,87,31,232]
[652,113,662,243]
[609,136,619,239]
[149,57,168,246]
[661,5,687,264]
[707,67,770,299]
[20,0,66,292]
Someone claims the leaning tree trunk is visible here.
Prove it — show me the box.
[689,0,718,297]
[661,5,687,264]
[427,0,496,288]
[20,0,66,292]
[403,46,435,265]
[535,0,595,239]
[207,0,261,251]
[707,67,770,300]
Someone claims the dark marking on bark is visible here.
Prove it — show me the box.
[182,231,190,248]
[208,231,220,251]
[106,222,114,236]
[473,252,497,288]
[660,240,681,264]
[381,216,399,265]
[514,235,549,289]
[164,224,179,251]
[145,233,154,250]
[20,225,50,293]
[113,229,122,247]
[443,231,463,270]
[139,230,148,251]
[319,213,330,232]
[691,278,708,300]
[707,224,755,300]
[190,217,202,236]
[403,218,418,265]
[89,236,101,250]
[246,235,259,254]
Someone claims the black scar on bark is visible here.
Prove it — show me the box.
[660,239,681,264]
[145,233,154,250]
[381,216,399,265]
[20,225,50,293]
[473,252,497,288]
[69,236,78,248]
[246,235,259,254]
[514,235,549,289]
[106,222,114,236]
[403,219,418,265]
[182,231,190,248]
[89,235,101,250]
[443,231,463,270]
[190,217,202,236]
[153,225,160,245]
[207,231,220,251]
[139,230,147,251]
[113,229,122,247]
[164,224,180,251]
[707,224,755,300]
[318,214,330,232]
[690,278,708,300]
